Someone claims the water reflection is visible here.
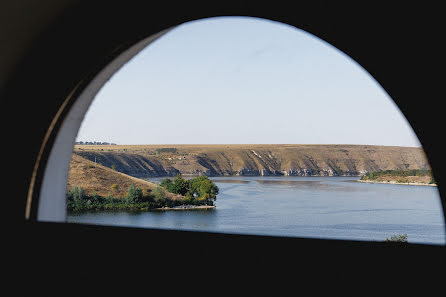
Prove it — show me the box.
[210,179,251,184]
[253,178,367,192]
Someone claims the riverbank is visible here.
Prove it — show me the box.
[72,144,430,178]
[153,205,216,211]
[67,155,219,212]
[357,179,437,187]
[358,169,436,187]
[68,175,445,245]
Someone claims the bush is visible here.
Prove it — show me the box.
[153,186,166,204]
[188,176,219,205]
[111,183,119,193]
[68,186,85,201]
[384,234,408,243]
[67,185,158,212]
[183,193,195,205]
[126,184,143,203]
[67,186,90,212]
[160,178,174,192]
[362,169,433,182]
[161,174,189,195]
[156,148,177,154]
[172,174,189,195]
[67,176,220,212]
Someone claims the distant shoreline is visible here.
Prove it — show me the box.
[73,144,428,180]
[356,179,437,187]
[152,205,216,211]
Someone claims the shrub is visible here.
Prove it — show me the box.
[188,176,219,205]
[126,184,143,203]
[156,148,177,154]
[183,193,195,205]
[153,186,166,204]
[160,178,175,192]
[68,186,85,201]
[172,174,189,195]
[111,183,119,193]
[384,234,408,243]
[160,175,190,195]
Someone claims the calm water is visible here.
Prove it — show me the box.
[67,176,446,245]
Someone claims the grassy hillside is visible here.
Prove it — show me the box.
[73,144,431,177]
[67,154,183,201]
[359,169,436,185]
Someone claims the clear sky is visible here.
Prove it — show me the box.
[76,16,421,147]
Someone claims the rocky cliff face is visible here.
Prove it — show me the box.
[73,144,431,178]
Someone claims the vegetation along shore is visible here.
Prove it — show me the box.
[67,154,218,212]
[358,169,437,186]
[66,145,435,212]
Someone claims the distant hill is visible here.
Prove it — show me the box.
[72,144,431,177]
[67,154,183,201]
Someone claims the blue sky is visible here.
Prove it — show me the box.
[76,16,421,147]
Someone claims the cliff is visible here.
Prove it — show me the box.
[72,144,431,178]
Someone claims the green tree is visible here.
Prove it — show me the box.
[153,186,167,205]
[183,193,195,205]
[173,174,189,195]
[160,178,175,192]
[188,176,219,205]
[126,184,143,203]
[68,186,85,201]
[160,175,190,195]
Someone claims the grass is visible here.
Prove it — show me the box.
[67,154,183,201]
[360,169,436,185]
[72,144,431,177]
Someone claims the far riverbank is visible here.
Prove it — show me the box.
[153,205,216,211]
[357,179,437,187]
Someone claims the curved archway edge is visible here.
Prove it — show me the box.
[4,1,442,235]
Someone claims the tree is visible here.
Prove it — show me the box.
[160,178,175,192]
[188,176,219,205]
[153,186,167,206]
[173,174,189,195]
[160,174,189,195]
[67,186,85,201]
[126,184,143,203]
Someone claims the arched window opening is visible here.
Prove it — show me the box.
[35,16,445,245]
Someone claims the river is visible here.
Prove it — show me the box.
[67,176,446,245]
